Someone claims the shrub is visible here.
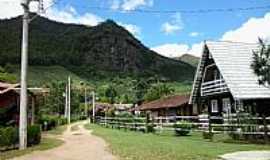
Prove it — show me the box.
[38,115,58,131]
[146,123,155,133]
[173,121,193,136]
[0,127,18,148]
[27,125,41,146]
[202,131,214,140]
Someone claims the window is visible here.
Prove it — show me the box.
[222,98,231,113]
[211,100,218,113]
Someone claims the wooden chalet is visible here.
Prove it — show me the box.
[189,41,270,118]
[139,95,193,118]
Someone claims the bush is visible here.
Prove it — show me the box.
[38,115,58,131]
[0,125,41,149]
[202,131,214,140]
[146,123,155,133]
[173,121,193,136]
[27,125,41,146]
[0,127,18,148]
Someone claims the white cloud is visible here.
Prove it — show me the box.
[221,12,270,43]
[121,0,153,11]
[155,12,270,58]
[151,42,203,58]
[189,32,200,37]
[119,22,141,37]
[46,6,103,26]
[161,13,183,35]
[151,43,189,57]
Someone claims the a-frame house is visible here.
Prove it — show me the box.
[189,41,270,118]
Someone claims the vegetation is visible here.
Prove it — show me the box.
[86,124,270,160]
[176,54,200,67]
[144,83,174,102]
[0,66,16,83]
[0,137,64,160]
[173,121,193,136]
[0,15,195,82]
[0,125,41,150]
[251,38,270,87]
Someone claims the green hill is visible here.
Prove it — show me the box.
[0,14,195,82]
[11,65,86,86]
[176,54,199,67]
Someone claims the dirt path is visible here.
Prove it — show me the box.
[219,151,270,160]
[11,121,117,160]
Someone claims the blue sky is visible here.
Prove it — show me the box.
[1,0,270,57]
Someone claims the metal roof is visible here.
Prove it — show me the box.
[189,41,270,104]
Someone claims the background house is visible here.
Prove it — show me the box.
[139,95,193,118]
[189,41,270,119]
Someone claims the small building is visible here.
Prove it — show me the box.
[139,95,193,118]
[0,82,48,126]
[189,41,270,118]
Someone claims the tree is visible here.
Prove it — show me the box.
[105,84,117,104]
[251,38,270,87]
[144,83,174,102]
[251,39,270,142]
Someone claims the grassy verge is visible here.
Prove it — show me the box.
[46,125,67,135]
[0,137,64,160]
[71,125,79,132]
[85,124,270,160]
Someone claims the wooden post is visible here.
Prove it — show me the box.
[31,96,35,125]
[208,115,213,141]
[263,114,269,143]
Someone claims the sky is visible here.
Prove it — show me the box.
[0,0,270,57]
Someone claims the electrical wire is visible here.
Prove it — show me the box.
[85,5,270,14]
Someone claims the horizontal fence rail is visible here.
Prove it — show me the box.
[95,115,270,137]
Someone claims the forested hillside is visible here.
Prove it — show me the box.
[0,14,195,82]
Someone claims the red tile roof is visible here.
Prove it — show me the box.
[139,95,190,111]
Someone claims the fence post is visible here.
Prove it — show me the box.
[208,115,213,141]
[263,114,268,143]
[146,112,150,133]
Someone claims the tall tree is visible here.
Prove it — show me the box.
[251,38,270,87]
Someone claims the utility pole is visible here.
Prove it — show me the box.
[84,87,87,116]
[64,84,68,118]
[19,0,30,150]
[68,76,71,124]
[92,91,95,123]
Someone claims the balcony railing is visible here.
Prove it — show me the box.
[201,79,229,96]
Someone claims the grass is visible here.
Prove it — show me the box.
[71,125,79,132]
[85,124,270,160]
[168,82,192,95]
[46,125,67,135]
[12,65,86,86]
[0,137,64,160]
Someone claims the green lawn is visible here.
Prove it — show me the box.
[0,138,64,160]
[85,124,270,160]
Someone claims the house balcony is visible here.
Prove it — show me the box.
[201,79,229,96]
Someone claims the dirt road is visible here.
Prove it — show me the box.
[11,121,117,160]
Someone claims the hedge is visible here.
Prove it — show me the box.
[0,125,41,149]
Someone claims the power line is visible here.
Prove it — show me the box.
[85,5,270,14]
[30,0,62,22]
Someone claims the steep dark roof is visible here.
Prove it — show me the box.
[140,95,190,111]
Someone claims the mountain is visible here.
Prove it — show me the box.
[176,54,199,67]
[0,14,195,82]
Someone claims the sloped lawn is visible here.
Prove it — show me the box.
[85,124,270,160]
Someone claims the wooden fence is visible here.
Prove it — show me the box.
[95,115,270,138]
